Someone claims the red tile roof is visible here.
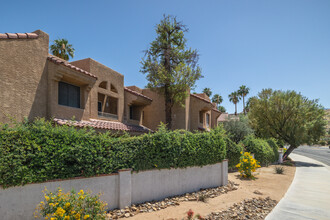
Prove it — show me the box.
[190,93,221,113]
[47,55,98,79]
[53,118,151,133]
[124,87,152,101]
[0,33,38,39]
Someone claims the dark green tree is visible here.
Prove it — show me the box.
[203,88,212,97]
[238,85,250,115]
[50,39,75,61]
[228,91,240,115]
[212,94,223,107]
[218,105,226,113]
[249,89,327,159]
[141,15,202,129]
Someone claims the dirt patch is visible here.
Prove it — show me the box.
[127,164,295,220]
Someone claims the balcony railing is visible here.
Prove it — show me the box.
[98,111,118,120]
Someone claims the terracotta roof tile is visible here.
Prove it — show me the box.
[124,87,152,101]
[47,55,98,79]
[0,32,38,39]
[53,118,151,133]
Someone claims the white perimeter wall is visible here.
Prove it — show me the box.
[0,161,228,220]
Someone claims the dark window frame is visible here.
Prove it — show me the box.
[58,81,81,108]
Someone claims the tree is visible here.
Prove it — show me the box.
[218,105,226,113]
[238,85,250,115]
[50,39,75,61]
[212,94,223,107]
[141,15,202,129]
[203,88,212,97]
[223,115,254,143]
[249,89,326,159]
[228,91,240,115]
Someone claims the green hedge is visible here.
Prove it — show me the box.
[0,119,226,187]
[266,138,279,162]
[242,136,275,165]
[225,137,244,169]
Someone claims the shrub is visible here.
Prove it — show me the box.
[236,152,261,178]
[266,138,279,162]
[274,166,285,174]
[34,188,107,220]
[242,136,275,165]
[319,140,326,146]
[225,137,244,169]
[0,119,226,187]
[223,115,254,143]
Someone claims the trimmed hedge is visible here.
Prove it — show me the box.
[242,135,276,165]
[0,119,226,187]
[225,137,244,169]
[266,138,279,162]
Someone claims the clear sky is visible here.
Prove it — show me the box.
[1,0,329,113]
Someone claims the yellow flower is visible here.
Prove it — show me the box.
[64,216,70,220]
[84,215,90,219]
[45,196,50,201]
[49,203,54,207]
[55,207,66,217]
[75,213,81,220]
[65,202,71,208]
[78,190,84,195]
[50,218,55,220]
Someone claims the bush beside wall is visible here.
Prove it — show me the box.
[242,135,275,165]
[266,138,279,162]
[225,137,244,169]
[0,120,226,187]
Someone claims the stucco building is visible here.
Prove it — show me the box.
[0,30,221,134]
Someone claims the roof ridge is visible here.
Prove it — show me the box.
[47,55,98,79]
[0,33,38,39]
[124,87,153,101]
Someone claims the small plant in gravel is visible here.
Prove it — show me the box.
[274,166,285,174]
[197,194,207,203]
[185,209,204,220]
[34,188,107,220]
[236,152,261,179]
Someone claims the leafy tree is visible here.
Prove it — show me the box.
[218,105,226,113]
[238,85,250,115]
[223,115,254,143]
[50,39,75,61]
[228,91,240,115]
[141,15,202,129]
[212,94,223,107]
[249,89,327,159]
[203,88,212,97]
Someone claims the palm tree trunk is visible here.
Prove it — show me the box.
[243,96,245,115]
[235,103,237,115]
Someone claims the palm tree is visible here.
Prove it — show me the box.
[228,91,240,115]
[203,88,212,97]
[212,94,223,107]
[238,85,250,115]
[218,105,226,113]
[50,39,75,61]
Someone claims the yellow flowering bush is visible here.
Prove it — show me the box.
[34,188,107,220]
[236,152,261,178]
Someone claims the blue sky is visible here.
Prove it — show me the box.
[1,0,329,113]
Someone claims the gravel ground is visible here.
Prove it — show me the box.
[205,197,277,220]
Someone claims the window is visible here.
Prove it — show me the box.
[199,111,204,124]
[129,106,133,120]
[99,81,107,89]
[58,82,80,108]
[98,101,102,112]
[206,113,210,127]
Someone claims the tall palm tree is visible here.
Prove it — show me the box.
[50,39,75,61]
[228,91,240,115]
[212,94,223,107]
[238,85,250,115]
[203,88,212,97]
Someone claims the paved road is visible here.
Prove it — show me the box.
[293,145,330,166]
[266,153,330,220]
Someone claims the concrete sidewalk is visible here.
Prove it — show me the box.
[266,153,330,220]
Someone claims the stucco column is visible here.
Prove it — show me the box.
[221,160,228,186]
[278,152,283,164]
[118,169,132,209]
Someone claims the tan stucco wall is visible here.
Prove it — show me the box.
[72,59,124,122]
[189,95,214,131]
[0,30,49,124]
[46,61,96,120]
[124,90,151,125]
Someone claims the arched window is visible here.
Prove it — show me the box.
[110,84,118,93]
[99,81,107,89]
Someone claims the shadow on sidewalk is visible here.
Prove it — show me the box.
[294,161,324,167]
